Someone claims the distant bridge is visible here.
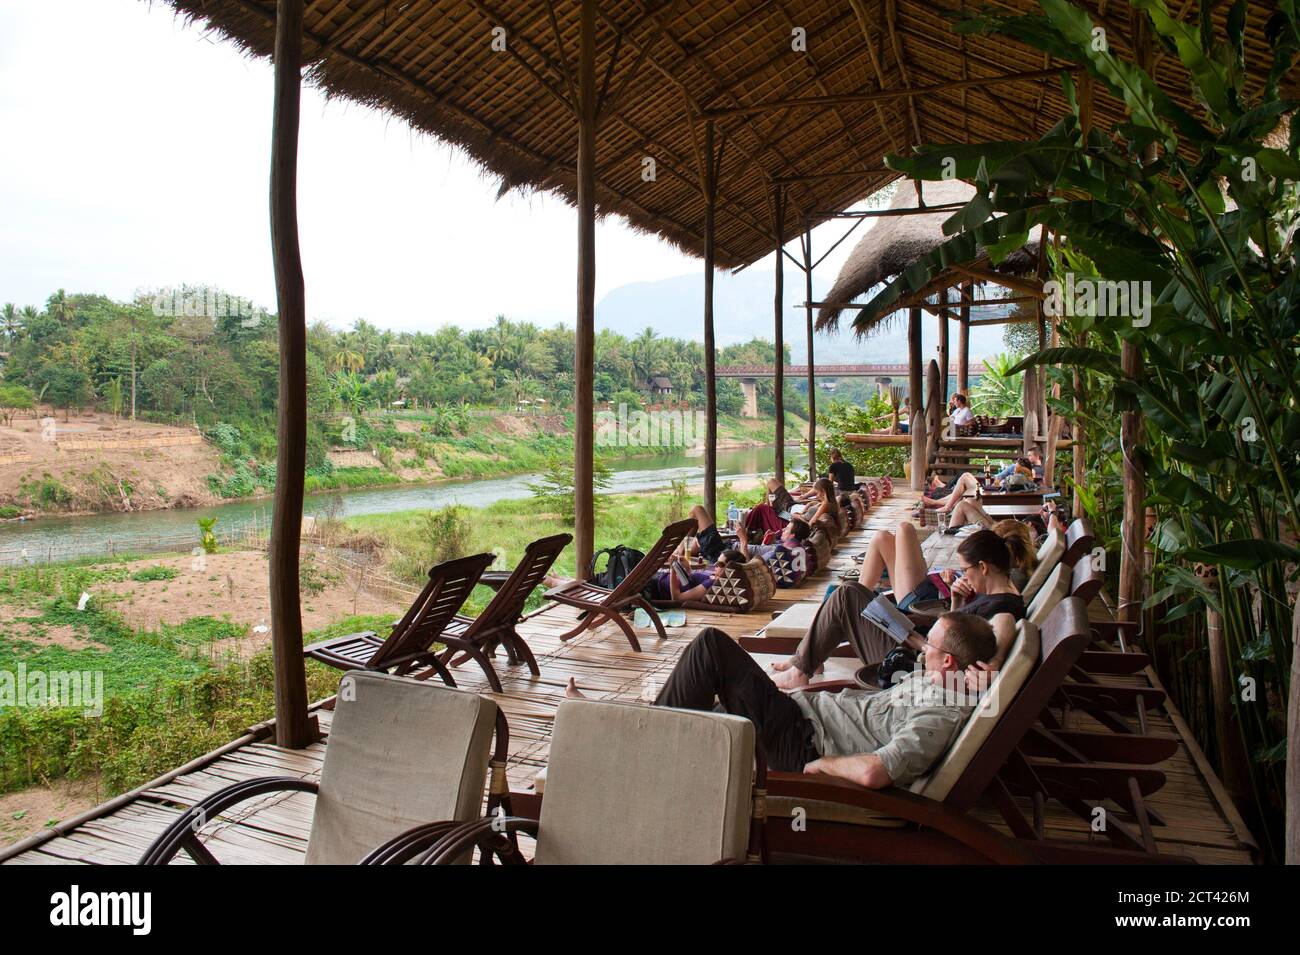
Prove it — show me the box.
[716,363,986,378]
[717,363,987,418]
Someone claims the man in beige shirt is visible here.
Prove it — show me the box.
[579,612,996,788]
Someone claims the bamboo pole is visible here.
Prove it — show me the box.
[573,0,597,577]
[772,184,785,481]
[1120,21,1152,626]
[957,280,971,396]
[703,121,718,519]
[908,306,924,490]
[1198,565,1252,809]
[267,0,314,748]
[803,217,817,481]
[937,293,950,407]
[1073,76,1092,519]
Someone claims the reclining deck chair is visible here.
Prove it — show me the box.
[545,518,695,651]
[140,672,506,865]
[436,533,571,691]
[760,598,1188,863]
[305,552,495,686]
[393,698,759,865]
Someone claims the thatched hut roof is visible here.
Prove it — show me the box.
[816,179,1040,331]
[157,1,1285,269]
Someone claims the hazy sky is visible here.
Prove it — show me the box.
[0,0,874,334]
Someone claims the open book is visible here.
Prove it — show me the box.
[861,595,917,645]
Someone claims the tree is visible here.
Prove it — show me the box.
[104,377,124,420]
[33,364,90,421]
[0,383,35,427]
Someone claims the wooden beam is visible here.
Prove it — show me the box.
[267,0,315,749]
[772,184,785,482]
[803,218,817,481]
[700,67,1070,119]
[703,120,718,520]
[574,0,597,577]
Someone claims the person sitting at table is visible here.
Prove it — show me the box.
[949,393,974,429]
[771,527,1027,690]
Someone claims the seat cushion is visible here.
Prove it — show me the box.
[1026,563,1071,626]
[1023,529,1065,602]
[535,699,754,864]
[764,601,820,640]
[911,617,1040,802]
[305,671,497,864]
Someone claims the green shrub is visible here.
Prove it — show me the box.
[130,565,177,583]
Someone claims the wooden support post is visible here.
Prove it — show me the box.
[957,280,971,397]
[908,306,924,490]
[1073,77,1093,519]
[1198,566,1253,809]
[937,294,950,407]
[803,218,817,482]
[574,0,597,576]
[267,0,315,749]
[772,184,785,482]
[703,121,718,520]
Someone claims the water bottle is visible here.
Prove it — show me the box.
[727,501,738,530]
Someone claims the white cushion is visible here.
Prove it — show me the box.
[764,601,820,640]
[305,671,497,865]
[912,616,1041,801]
[534,699,754,864]
[1026,562,1071,627]
[1023,528,1065,602]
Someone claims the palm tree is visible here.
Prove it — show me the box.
[331,346,365,375]
[47,289,74,329]
[630,327,662,387]
[1,304,19,345]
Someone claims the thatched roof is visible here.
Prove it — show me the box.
[816,179,1040,330]
[157,1,1286,269]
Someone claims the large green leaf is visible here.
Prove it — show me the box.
[1181,539,1300,569]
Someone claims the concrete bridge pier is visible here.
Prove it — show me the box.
[740,378,759,418]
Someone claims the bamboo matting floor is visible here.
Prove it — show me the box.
[1,491,1257,865]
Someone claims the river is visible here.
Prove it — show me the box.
[0,445,780,563]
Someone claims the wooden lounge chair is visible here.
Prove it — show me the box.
[435,533,571,691]
[304,552,495,686]
[139,672,507,865]
[760,598,1190,863]
[545,518,695,651]
[393,698,759,865]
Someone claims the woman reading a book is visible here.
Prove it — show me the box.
[771,528,1027,690]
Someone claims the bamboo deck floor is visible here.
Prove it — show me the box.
[1,492,1257,865]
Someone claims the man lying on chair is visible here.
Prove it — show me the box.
[567,613,996,787]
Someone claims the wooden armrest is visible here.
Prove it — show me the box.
[139,777,320,865]
[764,772,1037,865]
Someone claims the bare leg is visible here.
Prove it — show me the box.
[890,521,930,598]
[857,530,896,589]
[565,677,587,699]
[948,499,992,529]
[936,473,978,512]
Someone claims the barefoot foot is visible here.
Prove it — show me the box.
[772,665,811,690]
[564,677,587,700]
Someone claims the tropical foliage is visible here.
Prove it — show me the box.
[853,0,1299,860]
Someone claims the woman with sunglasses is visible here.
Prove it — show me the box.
[771,527,1026,690]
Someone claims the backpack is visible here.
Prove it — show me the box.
[589,545,650,595]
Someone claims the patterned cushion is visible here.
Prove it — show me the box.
[807,529,832,573]
[688,557,773,613]
[767,543,808,587]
